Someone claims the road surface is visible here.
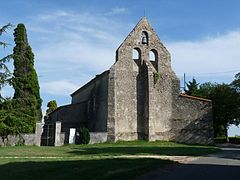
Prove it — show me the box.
[137,144,240,180]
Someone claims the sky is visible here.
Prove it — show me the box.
[1,0,240,135]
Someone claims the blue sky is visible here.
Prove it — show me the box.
[1,0,240,135]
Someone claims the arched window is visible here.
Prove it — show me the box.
[149,50,158,61]
[132,48,141,60]
[142,31,148,45]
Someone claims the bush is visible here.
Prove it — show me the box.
[214,137,228,144]
[228,137,240,144]
[77,127,90,144]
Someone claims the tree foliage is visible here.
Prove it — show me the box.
[12,23,42,122]
[0,24,42,142]
[0,23,13,101]
[231,72,240,92]
[210,84,240,137]
[44,100,58,122]
[191,81,240,137]
[185,78,199,96]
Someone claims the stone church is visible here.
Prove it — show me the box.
[46,17,214,145]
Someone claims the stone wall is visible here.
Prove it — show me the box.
[89,132,107,144]
[107,17,214,144]
[108,17,180,141]
[172,95,214,144]
[0,134,36,146]
[50,70,109,134]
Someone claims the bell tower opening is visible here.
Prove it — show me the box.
[149,49,158,71]
[132,48,141,60]
[141,31,148,45]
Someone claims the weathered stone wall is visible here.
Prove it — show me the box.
[0,134,36,146]
[107,17,214,144]
[108,59,139,141]
[71,70,109,133]
[171,95,214,144]
[108,17,180,141]
[49,71,109,144]
[148,69,180,141]
[89,132,107,144]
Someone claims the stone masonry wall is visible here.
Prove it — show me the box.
[107,17,214,144]
[89,132,107,144]
[0,134,36,146]
[108,17,181,141]
[171,95,214,144]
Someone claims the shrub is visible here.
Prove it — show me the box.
[153,72,159,84]
[78,127,90,144]
[228,137,240,144]
[214,137,228,144]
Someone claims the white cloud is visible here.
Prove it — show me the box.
[26,10,130,95]
[228,124,240,136]
[106,7,128,15]
[41,80,79,95]
[167,31,240,77]
[36,41,115,72]
[36,10,70,21]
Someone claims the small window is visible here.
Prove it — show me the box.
[142,31,148,45]
[132,48,141,60]
[149,50,157,61]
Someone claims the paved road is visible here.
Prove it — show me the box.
[137,144,240,180]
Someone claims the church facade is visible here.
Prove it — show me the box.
[47,18,214,145]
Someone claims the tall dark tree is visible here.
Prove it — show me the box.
[0,23,13,101]
[12,24,42,122]
[185,78,199,96]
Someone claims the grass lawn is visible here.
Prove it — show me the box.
[0,141,219,180]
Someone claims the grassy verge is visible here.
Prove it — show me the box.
[0,141,219,179]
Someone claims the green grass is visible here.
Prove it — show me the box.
[0,141,219,180]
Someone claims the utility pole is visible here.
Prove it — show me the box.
[184,73,186,92]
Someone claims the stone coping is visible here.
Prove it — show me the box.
[179,94,212,102]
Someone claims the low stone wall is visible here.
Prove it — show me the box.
[0,134,36,146]
[89,132,107,144]
[170,95,214,144]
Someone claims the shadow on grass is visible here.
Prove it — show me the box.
[68,146,219,156]
[0,158,173,180]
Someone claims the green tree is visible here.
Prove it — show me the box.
[0,23,13,101]
[213,84,240,137]
[195,82,216,98]
[12,24,42,123]
[185,78,199,96]
[0,23,42,142]
[44,100,57,122]
[231,72,240,92]
[194,82,240,137]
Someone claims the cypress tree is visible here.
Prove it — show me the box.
[12,24,42,124]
